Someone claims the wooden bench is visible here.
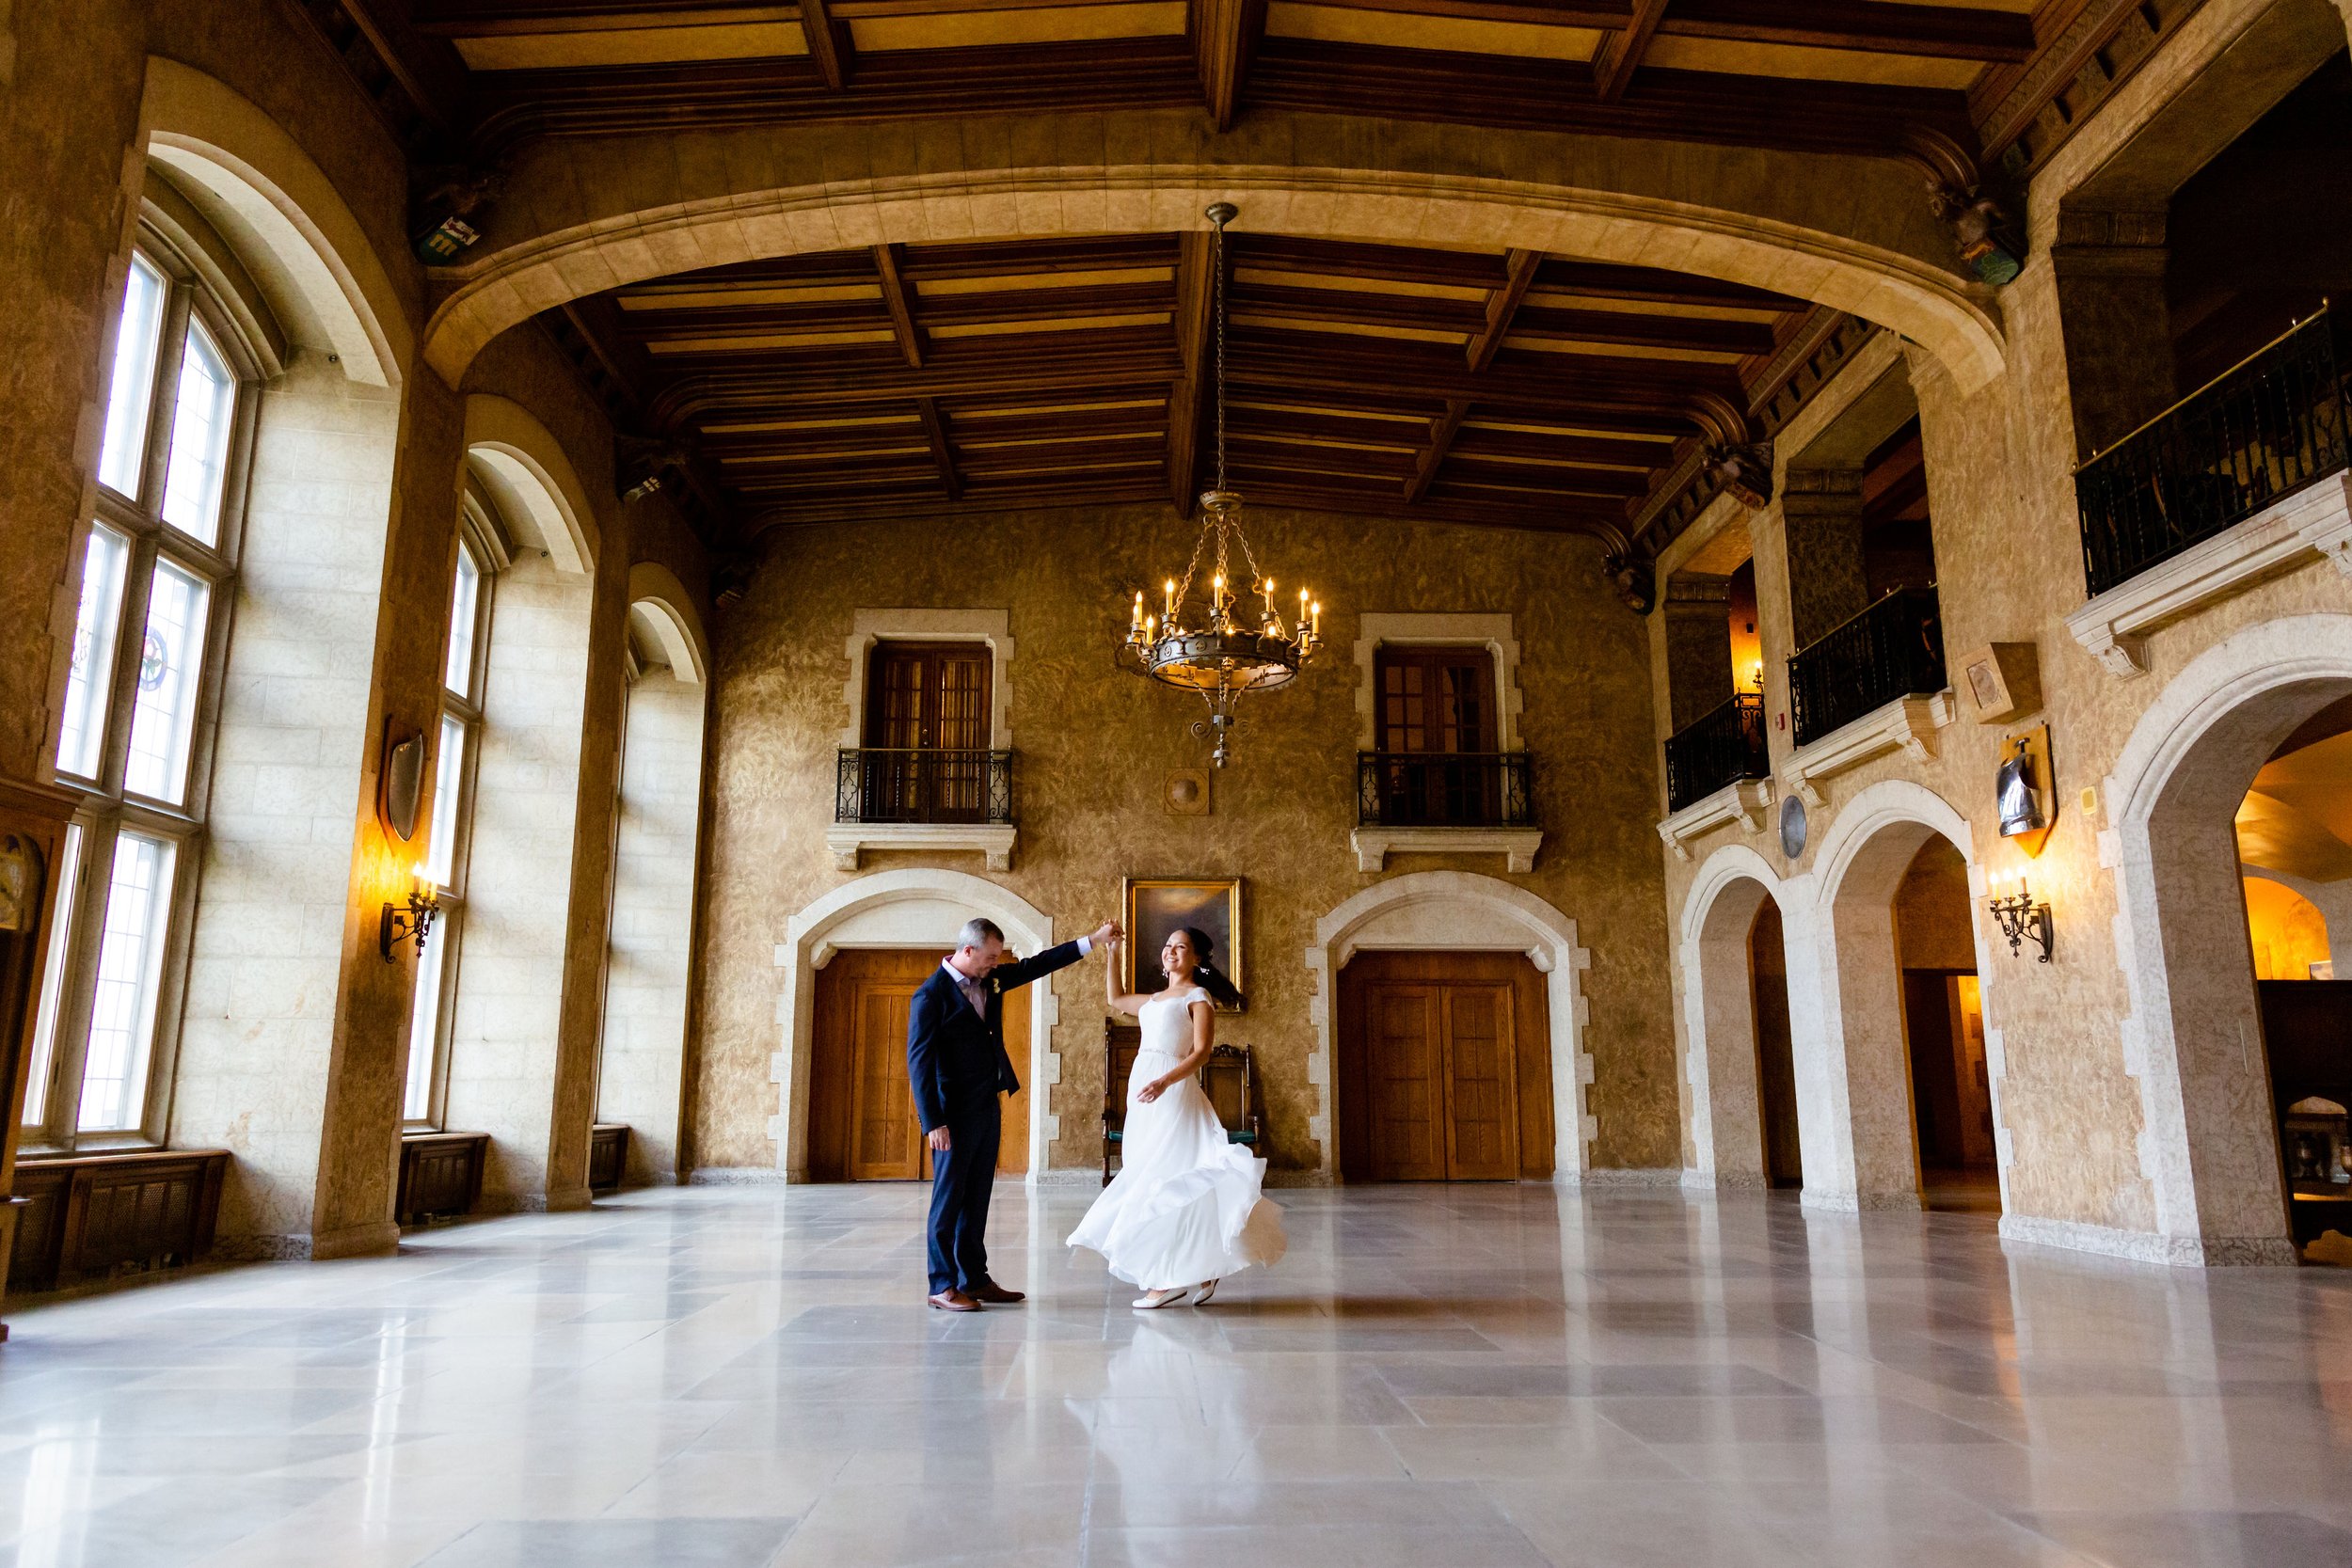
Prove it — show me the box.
[1102,1018,1268,1185]
[9,1148,230,1292]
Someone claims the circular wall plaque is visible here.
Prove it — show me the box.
[1777,793,1808,860]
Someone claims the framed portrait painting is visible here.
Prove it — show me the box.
[1121,877,1244,1010]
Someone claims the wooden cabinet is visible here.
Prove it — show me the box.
[1338,951,1552,1182]
[588,1123,630,1192]
[9,1149,230,1291]
[809,949,1029,1180]
[396,1131,487,1224]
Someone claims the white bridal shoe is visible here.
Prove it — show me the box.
[1132,1287,1190,1309]
[1192,1278,1219,1306]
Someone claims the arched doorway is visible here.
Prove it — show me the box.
[1307,872,1590,1183]
[772,870,1063,1181]
[1892,839,1995,1212]
[1809,781,2001,1214]
[2110,616,2352,1264]
[1676,845,1798,1191]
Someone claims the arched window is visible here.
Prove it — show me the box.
[404,500,498,1125]
[23,236,254,1145]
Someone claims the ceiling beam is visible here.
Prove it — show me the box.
[801,0,854,88]
[1192,0,1267,132]
[872,244,924,366]
[1593,0,1669,104]
[1404,399,1471,502]
[914,395,961,498]
[1167,230,1215,514]
[1465,248,1543,372]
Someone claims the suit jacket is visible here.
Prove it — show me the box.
[906,941,1087,1132]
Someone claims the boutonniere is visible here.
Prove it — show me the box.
[986,975,1002,996]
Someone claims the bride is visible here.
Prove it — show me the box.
[1069,927,1287,1308]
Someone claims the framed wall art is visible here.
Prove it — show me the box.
[1121,876,1244,1009]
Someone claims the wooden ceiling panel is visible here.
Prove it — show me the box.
[555,227,1834,548]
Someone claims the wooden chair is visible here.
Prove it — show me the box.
[1102,1019,1267,1186]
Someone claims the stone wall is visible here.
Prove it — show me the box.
[691,505,1679,1176]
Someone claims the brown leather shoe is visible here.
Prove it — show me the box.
[927,1288,980,1312]
[967,1280,1025,1304]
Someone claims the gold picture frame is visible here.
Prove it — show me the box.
[1121,877,1244,1010]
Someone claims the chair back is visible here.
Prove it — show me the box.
[1104,1021,1140,1137]
[1200,1043,1252,1133]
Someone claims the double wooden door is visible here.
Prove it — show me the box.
[808,948,1028,1181]
[1338,951,1552,1181]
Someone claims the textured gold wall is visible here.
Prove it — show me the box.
[691,504,1681,1174]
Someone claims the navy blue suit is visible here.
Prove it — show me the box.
[907,941,1087,1295]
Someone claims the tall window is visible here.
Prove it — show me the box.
[24,243,250,1146]
[405,518,493,1125]
[859,641,992,821]
[1369,644,1504,829]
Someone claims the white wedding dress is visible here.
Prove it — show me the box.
[1068,986,1288,1290]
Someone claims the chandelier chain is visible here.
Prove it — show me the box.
[1214,204,1228,498]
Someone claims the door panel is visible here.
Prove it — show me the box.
[1340,952,1546,1182]
[811,947,1030,1181]
[1366,984,1445,1180]
[1441,983,1518,1180]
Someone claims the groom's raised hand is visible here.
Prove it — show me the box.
[1090,920,1122,948]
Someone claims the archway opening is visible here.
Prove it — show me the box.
[1892,840,1994,1212]
[1748,898,1802,1192]
[2233,692,2352,1262]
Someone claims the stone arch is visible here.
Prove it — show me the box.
[422,131,2006,392]
[771,870,1064,1180]
[2106,613,2352,1264]
[626,562,710,687]
[136,56,407,387]
[1305,871,1592,1182]
[463,395,599,573]
[1804,778,1998,1213]
[1677,843,1789,1189]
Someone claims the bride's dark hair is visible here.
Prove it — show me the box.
[1170,926,1244,1008]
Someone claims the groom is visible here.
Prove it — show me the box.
[909,914,1119,1311]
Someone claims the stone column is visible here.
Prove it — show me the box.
[1779,467,1869,650]
[1661,572,1734,731]
[2050,212,2174,459]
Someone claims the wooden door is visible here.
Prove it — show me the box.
[809,948,1028,1181]
[1339,952,1549,1181]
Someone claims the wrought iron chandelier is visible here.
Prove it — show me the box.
[1119,201,1322,767]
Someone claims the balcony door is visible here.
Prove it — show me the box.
[1373,645,1499,826]
[807,948,1028,1180]
[862,641,991,822]
[1337,951,1552,1181]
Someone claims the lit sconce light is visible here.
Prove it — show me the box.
[380,864,439,963]
[1986,874,2052,964]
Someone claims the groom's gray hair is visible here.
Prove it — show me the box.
[955,916,1005,951]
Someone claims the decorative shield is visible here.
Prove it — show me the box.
[382,728,426,841]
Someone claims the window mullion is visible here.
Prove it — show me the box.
[138,287,195,519]
[96,534,163,804]
[35,816,126,1153]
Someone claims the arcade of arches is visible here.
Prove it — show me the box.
[8,1,2352,1562]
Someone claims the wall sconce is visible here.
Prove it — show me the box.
[380,865,439,963]
[1987,875,2053,963]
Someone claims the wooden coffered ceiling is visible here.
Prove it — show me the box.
[546,227,1829,546]
[411,0,2042,158]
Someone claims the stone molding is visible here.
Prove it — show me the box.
[1781,690,1956,806]
[1304,872,1592,1181]
[771,868,1059,1179]
[840,608,1013,747]
[1800,1187,1924,1213]
[1351,611,1524,751]
[1680,1168,1772,1192]
[2065,472,2352,677]
[1560,1166,1683,1187]
[1349,826,1541,874]
[825,822,1017,873]
[1656,778,1772,863]
[1997,1212,2298,1268]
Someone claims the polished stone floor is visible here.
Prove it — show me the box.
[5,1183,2352,1567]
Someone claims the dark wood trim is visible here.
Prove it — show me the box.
[872,243,925,366]
[1405,398,1470,503]
[396,1131,489,1225]
[8,1148,230,1292]
[914,396,961,499]
[1463,248,1542,372]
[1594,0,1670,104]
[801,0,855,87]
[1191,0,1267,130]
[588,1122,630,1191]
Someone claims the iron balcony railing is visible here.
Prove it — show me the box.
[1663,691,1768,814]
[835,748,1012,826]
[1358,752,1534,829]
[2075,306,2350,598]
[1788,586,1945,750]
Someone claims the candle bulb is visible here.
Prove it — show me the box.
[1164,578,1175,618]
[1311,599,1321,638]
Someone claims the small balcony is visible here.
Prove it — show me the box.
[1351,752,1541,873]
[836,748,1012,825]
[1663,691,1768,815]
[829,749,1016,871]
[1788,586,1945,750]
[2075,307,2350,598]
